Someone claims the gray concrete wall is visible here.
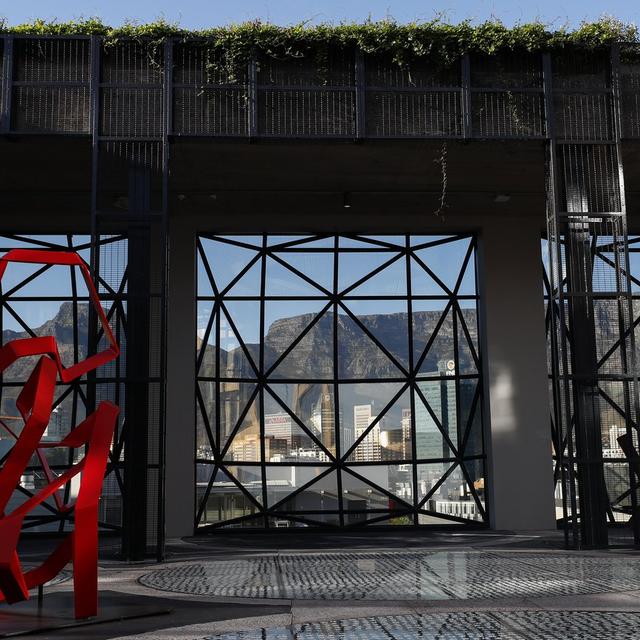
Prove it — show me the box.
[164,217,197,537]
[479,217,556,530]
[162,211,557,537]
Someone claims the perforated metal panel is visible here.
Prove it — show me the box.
[10,38,90,133]
[471,53,545,139]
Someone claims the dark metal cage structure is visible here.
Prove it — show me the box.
[0,34,639,547]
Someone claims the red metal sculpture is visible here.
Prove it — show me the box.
[0,249,120,619]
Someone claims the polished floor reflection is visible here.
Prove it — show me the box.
[140,550,640,600]
[202,611,640,640]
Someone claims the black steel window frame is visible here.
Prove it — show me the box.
[195,232,487,531]
[0,232,128,533]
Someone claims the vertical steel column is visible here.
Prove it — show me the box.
[543,52,587,548]
[611,45,640,545]
[544,48,639,548]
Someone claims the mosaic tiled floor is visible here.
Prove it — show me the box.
[139,550,640,600]
[201,611,640,640]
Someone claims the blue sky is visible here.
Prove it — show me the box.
[1,1,638,28]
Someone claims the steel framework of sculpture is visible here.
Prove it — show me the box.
[0,249,119,619]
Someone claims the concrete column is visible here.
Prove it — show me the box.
[480,216,556,531]
[164,216,196,538]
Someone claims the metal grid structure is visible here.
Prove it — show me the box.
[543,47,640,548]
[90,37,169,559]
[195,234,485,529]
[0,35,638,543]
[0,233,127,533]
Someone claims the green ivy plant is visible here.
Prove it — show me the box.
[1,17,637,67]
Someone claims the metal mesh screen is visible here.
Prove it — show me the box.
[258,52,356,137]
[471,53,545,138]
[10,38,90,133]
[621,47,640,138]
[544,47,640,548]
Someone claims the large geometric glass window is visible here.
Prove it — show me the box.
[196,234,485,529]
[543,235,640,526]
[0,234,128,532]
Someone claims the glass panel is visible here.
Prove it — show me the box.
[418,464,481,521]
[196,233,485,529]
[271,250,334,293]
[413,237,471,292]
[200,237,260,292]
[219,382,257,452]
[338,312,404,379]
[270,469,339,511]
[265,256,329,296]
[414,381,458,459]
[198,466,262,526]
[197,380,215,459]
[338,251,399,292]
[341,299,409,369]
[266,383,336,459]
[264,300,330,372]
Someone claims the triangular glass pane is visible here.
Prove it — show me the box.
[200,237,260,292]
[265,257,326,296]
[457,307,479,374]
[341,300,408,369]
[197,380,216,459]
[225,261,262,296]
[417,463,479,521]
[411,255,450,295]
[415,307,455,375]
[360,235,406,248]
[271,251,334,294]
[198,466,262,526]
[341,467,396,510]
[267,235,312,247]
[413,237,471,292]
[226,465,264,506]
[264,301,330,372]
[263,388,333,460]
[197,254,215,296]
[458,378,479,451]
[197,301,215,360]
[458,250,477,295]
[410,234,454,248]
[222,301,260,375]
[269,312,334,379]
[337,313,404,379]
[343,465,413,507]
[272,469,339,511]
[216,235,263,247]
[338,252,400,293]
[414,381,458,459]
[459,460,485,521]
[219,382,257,451]
[286,236,335,249]
[411,300,449,369]
[345,257,407,296]
[416,462,457,504]
[347,388,412,462]
[265,465,332,507]
[417,512,464,525]
[267,383,336,458]
[224,396,261,462]
[340,236,386,248]
[463,403,484,460]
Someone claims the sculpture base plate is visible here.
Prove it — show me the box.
[0,590,171,637]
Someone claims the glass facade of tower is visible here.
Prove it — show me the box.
[195,233,486,529]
